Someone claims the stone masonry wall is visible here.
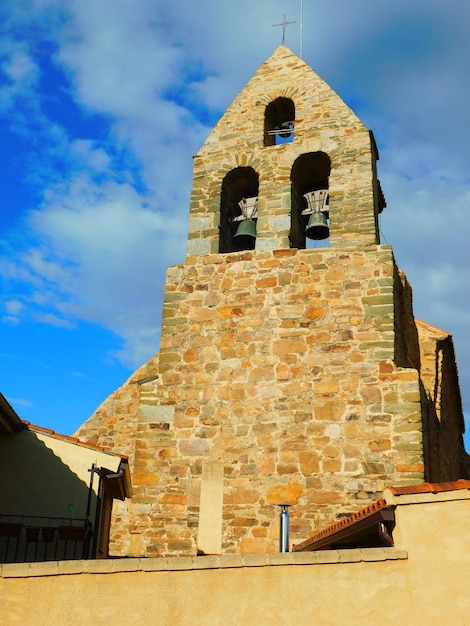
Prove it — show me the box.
[393,268,420,370]
[74,355,160,556]
[416,321,469,482]
[122,245,424,557]
[72,46,468,560]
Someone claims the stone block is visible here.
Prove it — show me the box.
[255,237,279,250]
[138,405,175,423]
[219,554,244,568]
[267,483,304,505]
[179,439,211,456]
[243,553,268,567]
[28,561,59,576]
[299,451,320,474]
[267,552,295,566]
[1,562,31,578]
[140,558,167,572]
[165,557,194,571]
[189,216,211,233]
[187,239,210,256]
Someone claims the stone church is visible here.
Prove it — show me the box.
[75,46,469,558]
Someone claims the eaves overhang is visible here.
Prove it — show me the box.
[99,459,133,500]
[292,500,395,552]
[0,393,24,435]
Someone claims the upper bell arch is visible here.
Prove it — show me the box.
[264,97,295,146]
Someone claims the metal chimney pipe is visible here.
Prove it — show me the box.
[279,504,290,553]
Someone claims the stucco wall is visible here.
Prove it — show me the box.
[0,552,409,625]
[0,429,121,520]
[2,492,469,625]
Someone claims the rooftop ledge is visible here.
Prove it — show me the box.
[1,548,407,578]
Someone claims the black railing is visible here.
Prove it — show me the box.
[0,515,93,563]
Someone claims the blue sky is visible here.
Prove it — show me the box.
[1,0,469,451]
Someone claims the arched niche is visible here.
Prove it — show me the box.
[290,152,331,249]
[264,97,295,146]
[219,166,259,253]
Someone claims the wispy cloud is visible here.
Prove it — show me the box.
[1,0,470,422]
[8,396,34,409]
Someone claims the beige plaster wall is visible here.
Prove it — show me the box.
[385,491,470,620]
[0,557,408,626]
[2,493,470,625]
[0,429,122,521]
[0,545,464,625]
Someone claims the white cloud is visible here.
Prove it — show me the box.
[4,300,23,315]
[32,312,75,328]
[8,396,34,409]
[1,0,470,418]
[70,140,111,172]
[0,40,39,111]
[2,47,37,85]
[3,169,190,365]
[1,315,19,325]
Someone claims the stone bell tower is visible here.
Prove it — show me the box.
[76,46,468,557]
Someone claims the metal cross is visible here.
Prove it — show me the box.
[272,14,297,45]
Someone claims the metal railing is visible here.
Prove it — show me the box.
[0,514,93,563]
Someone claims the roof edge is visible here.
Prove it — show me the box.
[0,393,24,435]
[415,318,452,337]
[384,479,470,505]
[23,421,129,460]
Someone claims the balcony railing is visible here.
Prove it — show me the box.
[0,514,93,563]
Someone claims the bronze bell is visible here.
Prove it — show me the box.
[233,219,257,249]
[275,121,293,139]
[305,212,329,240]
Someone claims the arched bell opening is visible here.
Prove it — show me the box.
[289,152,331,249]
[219,166,259,253]
[264,97,295,147]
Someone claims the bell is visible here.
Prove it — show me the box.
[305,212,329,240]
[275,121,293,138]
[233,219,257,249]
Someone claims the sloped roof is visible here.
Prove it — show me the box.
[23,422,133,500]
[293,479,470,552]
[23,421,129,460]
[387,479,470,496]
[0,392,132,500]
[415,318,452,337]
[292,500,394,552]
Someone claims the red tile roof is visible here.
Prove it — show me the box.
[22,420,128,460]
[293,480,470,552]
[292,499,392,552]
[387,479,470,496]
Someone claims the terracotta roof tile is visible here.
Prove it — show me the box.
[22,420,128,460]
[292,499,391,552]
[387,479,470,496]
[293,480,470,553]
